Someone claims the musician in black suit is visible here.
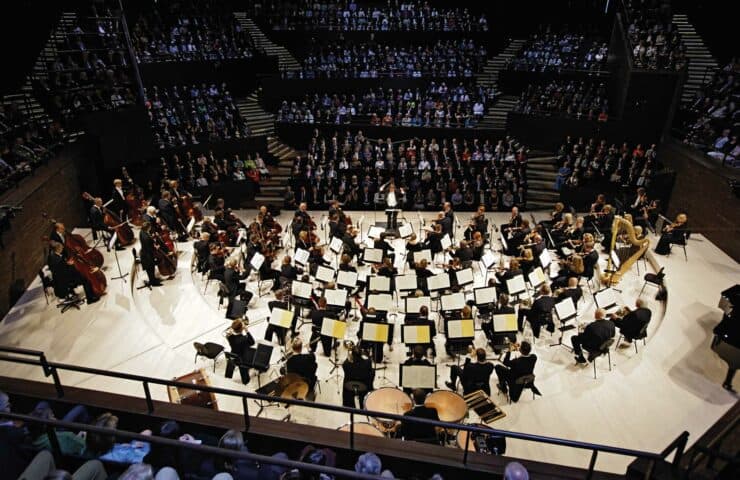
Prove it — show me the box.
[309,297,334,356]
[400,389,440,443]
[424,223,444,256]
[47,241,99,303]
[139,222,162,287]
[373,235,395,263]
[611,299,651,344]
[380,180,404,229]
[111,179,128,219]
[655,213,689,255]
[517,285,557,338]
[495,341,538,402]
[193,232,212,272]
[224,258,252,314]
[437,211,453,239]
[286,338,318,392]
[157,191,178,230]
[482,294,516,351]
[500,206,522,234]
[50,222,67,247]
[90,197,123,250]
[453,240,474,265]
[572,309,616,364]
[445,348,494,395]
[405,305,437,357]
[266,291,296,344]
[342,345,375,408]
[495,259,523,294]
[143,206,158,227]
[557,277,583,305]
[226,320,255,360]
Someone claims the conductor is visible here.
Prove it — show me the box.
[380,180,404,229]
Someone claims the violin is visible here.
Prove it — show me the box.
[82,192,135,246]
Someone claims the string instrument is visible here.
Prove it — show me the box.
[149,217,176,253]
[125,186,146,227]
[151,231,177,277]
[43,213,104,268]
[81,192,134,246]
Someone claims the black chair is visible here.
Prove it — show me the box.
[615,322,649,354]
[257,269,275,298]
[669,231,690,261]
[639,267,665,297]
[194,342,225,372]
[224,351,249,384]
[217,282,230,310]
[587,338,615,379]
[508,374,539,404]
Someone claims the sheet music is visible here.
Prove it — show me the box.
[493,314,517,332]
[368,226,385,239]
[291,281,312,299]
[555,298,577,321]
[609,250,621,269]
[398,223,413,238]
[269,307,294,328]
[412,249,432,264]
[108,232,118,252]
[324,288,347,307]
[320,318,347,339]
[336,270,358,288]
[364,248,383,263]
[402,324,431,344]
[367,293,393,311]
[474,286,497,305]
[400,365,436,389]
[427,273,450,291]
[369,275,391,292]
[329,236,344,254]
[528,267,546,287]
[250,252,265,271]
[441,292,465,311]
[455,268,474,286]
[440,234,452,250]
[294,248,310,265]
[395,274,418,291]
[506,274,527,295]
[404,296,431,313]
[447,319,475,339]
[539,249,552,269]
[361,322,390,343]
[315,265,336,283]
[594,288,621,311]
[481,250,496,269]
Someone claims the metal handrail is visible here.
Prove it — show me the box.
[0,345,682,477]
[0,412,384,480]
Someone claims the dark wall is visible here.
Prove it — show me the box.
[498,70,610,96]
[507,113,632,151]
[0,148,87,317]
[83,106,154,171]
[138,56,279,95]
[660,141,740,262]
[608,13,632,117]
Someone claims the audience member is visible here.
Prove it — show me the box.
[625,1,686,71]
[515,80,609,121]
[508,32,608,72]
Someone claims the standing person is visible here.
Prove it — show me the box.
[111,178,128,219]
[139,222,162,287]
[380,180,405,229]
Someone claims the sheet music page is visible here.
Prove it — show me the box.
[269,307,294,328]
[362,322,389,343]
[448,319,475,338]
[493,314,517,332]
[291,281,312,299]
[316,265,336,283]
[528,267,546,286]
[329,236,344,253]
[364,248,383,263]
[441,234,452,250]
[324,288,347,307]
[428,273,450,291]
[368,226,384,239]
[321,318,347,338]
[403,324,431,343]
[555,298,576,320]
[398,223,413,238]
[402,365,436,389]
[369,275,391,291]
[474,286,496,304]
[539,249,552,268]
[337,270,358,288]
[481,250,495,268]
[506,274,526,295]
[395,274,417,291]
[367,293,393,311]
[456,268,474,286]
[295,248,310,265]
[405,296,431,313]
[413,250,432,264]
[441,292,465,311]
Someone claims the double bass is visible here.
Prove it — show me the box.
[82,192,135,246]
[125,186,147,227]
[152,231,177,277]
[44,214,104,268]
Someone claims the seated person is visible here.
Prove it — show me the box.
[342,345,375,408]
[517,285,556,337]
[266,290,297,343]
[482,293,517,350]
[47,241,99,304]
[611,299,651,345]
[226,320,255,360]
[444,305,474,357]
[405,305,437,358]
[309,297,334,356]
[445,347,494,395]
[572,309,616,364]
[495,341,539,402]
[556,276,583,305]
[400,388,440,443]
[286,338,318,392]
[495,259,523,294]
[193,232,212,272]
[402,346,433,394]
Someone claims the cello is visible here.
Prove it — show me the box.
[82,192,135,247]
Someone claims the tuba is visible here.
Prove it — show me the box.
[601,215,650,285]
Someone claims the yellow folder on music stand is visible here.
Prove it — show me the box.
[269,308,293,329]
[321,318,347,339]
[362,323,389,343]
[448,319,475,339]
[403,325,431,344]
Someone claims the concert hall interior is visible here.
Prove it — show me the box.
[1,1,739,480]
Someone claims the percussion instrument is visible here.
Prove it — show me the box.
[456,423,496,451]
[364,387,413,432]
[425,390,468,424]
[337,422,384,437]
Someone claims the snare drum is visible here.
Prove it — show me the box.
[337,422,384,437]
[363,387,413,433]
[425,390,468,424]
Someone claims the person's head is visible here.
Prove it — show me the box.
[499,293,509,306]
[509,259,520,270]
[141,221,151,233]
[476,348,486,362]
[503,461,529,480]
[94,197,103,207]
[146,206,156,216]
[635,298,645,309]
[567,277,579,288]
[676,213,688,224]
[595,308,606,320]
[200,232,210,242]
[511,206,519,216]
[219,429,246,451]
[413,345,425,360]
[555,202,564,212]
[119,464,154,480]
[412,388,427,405]
[50,241,64,254]
[28,403,55,437]
[54,222,65,233]
[341,254,351,265]
[113,179,122,188]
[283,255,292,265]
[227,258,238,269]
[159,420,180,439]
[462,305,472,318]
[318,297,327,309]
[87,412,119,454]
[539,284,551,296]
[231,319,244,334]
[355,452,383,475]
[292,338,303,354]
[519,341,532,356]
[419,305,429,317]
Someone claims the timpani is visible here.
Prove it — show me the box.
[363,387,413,433]
[425,390,468,424]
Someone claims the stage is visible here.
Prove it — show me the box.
[0,209,737,474]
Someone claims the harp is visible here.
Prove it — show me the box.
[601,215,650,285]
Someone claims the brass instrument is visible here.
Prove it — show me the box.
[222,318,268,337]
[600,215,650,285]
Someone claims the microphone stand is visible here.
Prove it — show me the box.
[109,230,128,283]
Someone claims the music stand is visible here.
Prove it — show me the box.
[550,298,577,350]
[294,248,310,267]
[506,274,528,303]
[361,321,395,386]
[400,364,437,390]
[290,280,314,329]
[455,268,474,289]
[491,314,518,354]
[539,249,553,275]
[480,250,497,284]
[243,343,276,417]
[412,249,432,265]
[404,296,431,314]
[315,265,336,284]
[440,292,466,312]
[427,273,451,292]
[402,324,432,346]
[368,275,391,293]
[108,232,127,282]
[321,318,348,394]
[337,270,358,290]
[594,288,621,313]
[366,293,393,313]
[363,247,383,264]
[445,318,475,366]
[398,223,413,239]
[527,267,547,291]
[395,274,418,293]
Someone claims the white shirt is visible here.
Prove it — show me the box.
[387,191,397,208]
